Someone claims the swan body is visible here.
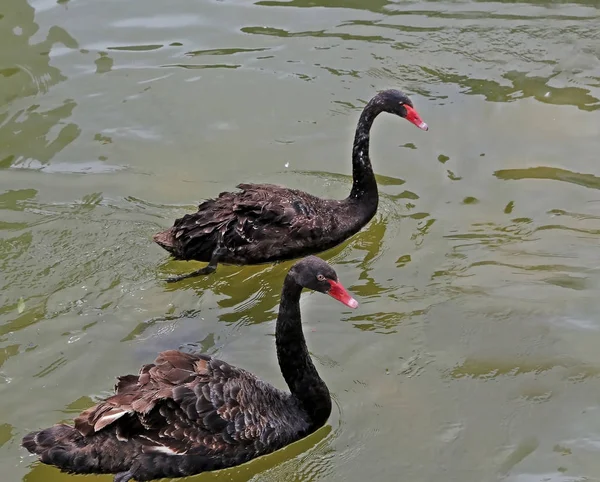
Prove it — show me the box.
[156,184,366,264]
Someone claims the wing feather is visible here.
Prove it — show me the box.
[72,350,306,458]
[165,183,331,261]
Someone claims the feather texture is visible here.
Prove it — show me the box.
[154,183,368,264]
[76,350,310,455]
[23,350,312,481]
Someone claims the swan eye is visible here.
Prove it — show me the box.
[317,274,326,282]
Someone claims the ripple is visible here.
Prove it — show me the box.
[33,355,68,378]
[107,44,164,52]
[346,308,428,334]
[186,47,270,57]
[162,63,241,70]
[8,160,125,174]
[498,436,540,475]
[255,0,389,14]
[495,167,600,190]
[112,15,204,28]
[241,26,392,43]
[444,219,537,249]
[505,473,590,482]
[0,100,80,170]
[450,357,600,381]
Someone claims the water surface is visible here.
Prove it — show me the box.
[1,0,600,480]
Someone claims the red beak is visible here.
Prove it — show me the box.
[404,105,428,131]
[326,279,359,309]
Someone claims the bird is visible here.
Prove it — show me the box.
[22,256,359,482]
[153,89,428,282]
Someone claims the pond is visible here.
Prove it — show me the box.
[1,0,599,481]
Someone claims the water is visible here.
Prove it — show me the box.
[1,0,599,480]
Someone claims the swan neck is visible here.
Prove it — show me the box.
[275,274,331,428]
[349,100,382,202]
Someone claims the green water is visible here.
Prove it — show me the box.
[1,0,599,480]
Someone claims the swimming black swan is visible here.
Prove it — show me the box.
[154,89,428,282]
[22,256,358,482]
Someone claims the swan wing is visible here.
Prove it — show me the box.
[167,183,328,259]
[73,350,302,457]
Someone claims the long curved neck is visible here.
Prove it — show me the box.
[348,97,384,207]
[276,275,331,429]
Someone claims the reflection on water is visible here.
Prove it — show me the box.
[450,356,600,381]
[430,69,599,110]
[0,100,80,169]
[241,0,600,113]
[0,0,75,103]
[1,0,600,481]
[0,0,79,169]
[157,212,391,329]
[0,422,14,448]
[255,0,391,12]
[496,166,600,190]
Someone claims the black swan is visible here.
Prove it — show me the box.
[154,89,428,282]
[22,256,358,482]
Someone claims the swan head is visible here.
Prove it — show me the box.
[377,89,429,131]
[290,256,359,309]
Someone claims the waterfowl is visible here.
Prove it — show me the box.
[154,89,428,281]
[22,256,358,481]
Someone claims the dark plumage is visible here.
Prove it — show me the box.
[154,89,428,281]
[22,256,358,482]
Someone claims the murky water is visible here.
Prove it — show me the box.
[1,0,600,480]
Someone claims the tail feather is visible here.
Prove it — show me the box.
[23,425,263,479]
[153,229,176,252]
[23,425,84,455]
[22,424,129,475]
